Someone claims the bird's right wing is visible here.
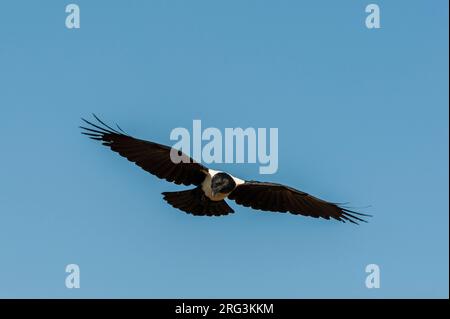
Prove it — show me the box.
[80,115,208,186]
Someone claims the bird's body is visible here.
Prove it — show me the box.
[81,115,370,224]
[201,169,245,201]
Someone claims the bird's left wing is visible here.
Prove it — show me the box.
[80,115,208,186]
[228,181,369,224]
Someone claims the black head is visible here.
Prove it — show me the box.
[211,172,236,195]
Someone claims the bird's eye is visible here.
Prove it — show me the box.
[177,150,182,156]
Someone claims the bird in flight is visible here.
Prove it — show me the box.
[80,115,370,224]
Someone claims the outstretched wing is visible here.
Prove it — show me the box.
[228,181,370,224]
[80,115,208,186]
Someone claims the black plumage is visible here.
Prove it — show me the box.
[81,115,370,224]
[81,115,207,186]
[228,181,367,224]
[162,187,234,216]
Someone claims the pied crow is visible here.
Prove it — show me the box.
[80,115,370,224]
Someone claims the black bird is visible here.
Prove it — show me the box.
[81,115,370,224]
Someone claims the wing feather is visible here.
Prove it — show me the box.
[81,115,208,186]
[229,181,370,224]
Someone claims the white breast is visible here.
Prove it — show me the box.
[201,169,245,201]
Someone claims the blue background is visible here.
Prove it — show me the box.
[0,0,448,298]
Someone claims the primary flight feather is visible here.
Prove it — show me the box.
[81,115,370,224]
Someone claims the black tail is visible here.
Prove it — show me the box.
[162,187,234,216]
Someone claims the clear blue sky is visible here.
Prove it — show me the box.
[0,1,448,298]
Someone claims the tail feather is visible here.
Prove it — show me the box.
[162,187,234,216]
